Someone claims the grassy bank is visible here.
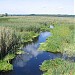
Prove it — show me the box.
[0,16,75,72]
[0,27,39,71]
[39,17,75,75]
[40,58,75,75]
[39,20,75,56]
[0,16,51,71]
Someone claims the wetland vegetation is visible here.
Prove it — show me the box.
[0,15,75,75]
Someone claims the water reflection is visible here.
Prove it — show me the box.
[62,53,75,62]
[13,32,51,67]
[0,32,62,75]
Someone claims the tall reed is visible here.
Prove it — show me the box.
[0,27,20,59]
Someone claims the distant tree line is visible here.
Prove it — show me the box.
[0,13,75,17]
[0,13,8,17]
[10,14,75,17]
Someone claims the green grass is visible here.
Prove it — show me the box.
[0,53,15,71]
[0,16,51,32]
[3,54,15,61]
[39,17,75,75]
[19,31,39,43]
[40,58,75,75]
[0,16,75,72]
[0,16,51,71]
[0,60,13,71]
[16,50,25,55]
[39,24,75,56]
[0,27,20,58]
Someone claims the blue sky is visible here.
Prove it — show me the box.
[0,0,74,15]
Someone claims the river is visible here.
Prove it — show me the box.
[0,32,62,75]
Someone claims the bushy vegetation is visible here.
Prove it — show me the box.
[39,17,75,75]
[0,27,19,58]
[19,31,39,43]
[0,60,13,71]
[39,24,75,56]
[0,16,51,71]
[40,58,75,75]
[0,16,75,72]
[0,53,15,71]
[0,16,50,32]
[3,54,15,62]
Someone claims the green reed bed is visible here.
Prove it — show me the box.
[39,17,75,75]
[0,16,75,72]
[0,27,19,58]
[0,53,15,71]
[0,27,39,71]
[0,16,48,71]
[39,24,75,55]
[40,58,75,75]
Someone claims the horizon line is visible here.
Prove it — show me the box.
[0,13,75,15]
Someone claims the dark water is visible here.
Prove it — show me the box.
[0,32,62,75]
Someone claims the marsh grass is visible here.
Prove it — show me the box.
[39,24,75,56]
[0,27,20,58]
[40,58,75,75]
[39,17,75,75]
[0,53,15,71]
[0,60,13,71]
[0,16,75,72]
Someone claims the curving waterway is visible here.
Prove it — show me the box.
[0,32,62,75]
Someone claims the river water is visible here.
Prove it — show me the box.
[0,32,62,75]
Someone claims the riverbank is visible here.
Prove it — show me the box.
[39,18,75,75]
[0,30,39,71]
[0,16,75,74]
[0,16,46,71]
